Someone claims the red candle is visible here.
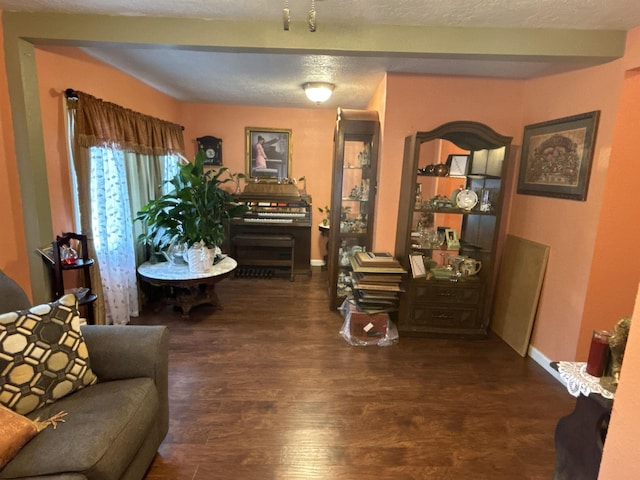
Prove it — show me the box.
[586,330,611,377]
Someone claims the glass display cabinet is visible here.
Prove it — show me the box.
[327,108,380,309]
[394,121,512,335]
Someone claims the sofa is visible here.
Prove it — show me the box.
[0,269,169,480]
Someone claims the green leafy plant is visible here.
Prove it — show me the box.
[230,171,246,193]
[298,176,307,195]
[135,150,248,251]
[318,205,330,226]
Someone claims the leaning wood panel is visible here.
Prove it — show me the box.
[491,234,549,356]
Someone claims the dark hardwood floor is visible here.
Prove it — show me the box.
[131,267,574,480]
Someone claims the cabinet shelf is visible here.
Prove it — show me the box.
[418,173,501,180]
[335,232,369,239]
[78,293,98,306]
[342,197,369,202]
[414,207,496,216]
[409,275,481,284]
[60,258,95,270]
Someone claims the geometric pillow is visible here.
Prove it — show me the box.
[0,294,97,415]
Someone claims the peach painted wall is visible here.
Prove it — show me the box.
[180,104,336,261]
[598,283,640,479]
[591,32,640,479]
[367,75,387,245]
[516,43,635,362]
[0,11,30,295]
[34,46,184,236]
[579,32,640,361]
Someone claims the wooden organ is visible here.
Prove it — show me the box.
[225,183,312,277]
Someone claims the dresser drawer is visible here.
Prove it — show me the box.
[411,281,482,305]
[410,305,479,329]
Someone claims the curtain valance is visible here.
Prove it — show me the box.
[67,90,185,156]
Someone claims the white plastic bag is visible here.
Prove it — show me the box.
[338,299,399,347]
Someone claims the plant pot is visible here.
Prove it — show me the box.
[186,244,215,273]
[148,248,167,264]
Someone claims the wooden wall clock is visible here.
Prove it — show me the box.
[196,135,222,166]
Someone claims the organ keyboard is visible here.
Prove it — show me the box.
[225,182,312,276]
[245,217,294,223]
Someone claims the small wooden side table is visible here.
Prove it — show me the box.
[551,361,614,480]
[137,256,237,318]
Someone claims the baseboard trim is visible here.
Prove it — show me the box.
[311,259,325,267]
[528,345,563,384]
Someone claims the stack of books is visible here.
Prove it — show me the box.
[349,251,406,312]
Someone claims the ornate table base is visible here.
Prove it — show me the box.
[137,257,237,318]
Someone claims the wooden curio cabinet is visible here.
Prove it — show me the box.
[327,108,380,309]
[394,121,512,335]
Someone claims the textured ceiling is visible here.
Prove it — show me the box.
[3,0,640,29]
[2,0,640,108]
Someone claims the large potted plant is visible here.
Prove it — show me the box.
[135,150,247,273]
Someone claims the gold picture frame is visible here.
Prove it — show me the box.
[245,127,292,180]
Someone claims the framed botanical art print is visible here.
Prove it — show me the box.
[517,111,600,201]
[245,127,292,180]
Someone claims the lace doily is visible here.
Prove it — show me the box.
[557,361,615,399]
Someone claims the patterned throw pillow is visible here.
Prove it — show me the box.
[0,294,97,415]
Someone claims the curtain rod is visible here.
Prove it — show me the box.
[64,88,185,130]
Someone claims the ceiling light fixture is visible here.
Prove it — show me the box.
[303,82,335,103]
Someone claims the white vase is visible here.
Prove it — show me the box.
[186,242,215,273]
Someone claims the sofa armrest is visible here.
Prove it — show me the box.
[80,325,169,437]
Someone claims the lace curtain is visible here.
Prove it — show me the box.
[65,91,185,324]
[89,147,139,323]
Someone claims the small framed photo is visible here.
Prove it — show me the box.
[409,254,427,278]
[445,228,460,250]
[245,127,292,180]
[446,154,470,177]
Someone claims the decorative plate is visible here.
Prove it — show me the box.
[455,188,478,210]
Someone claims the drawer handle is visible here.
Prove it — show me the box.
[432,312,454,320]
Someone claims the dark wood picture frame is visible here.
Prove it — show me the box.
[517,111,600,201]
[245,127,292,180]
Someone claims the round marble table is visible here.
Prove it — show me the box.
[137,256,237,318]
